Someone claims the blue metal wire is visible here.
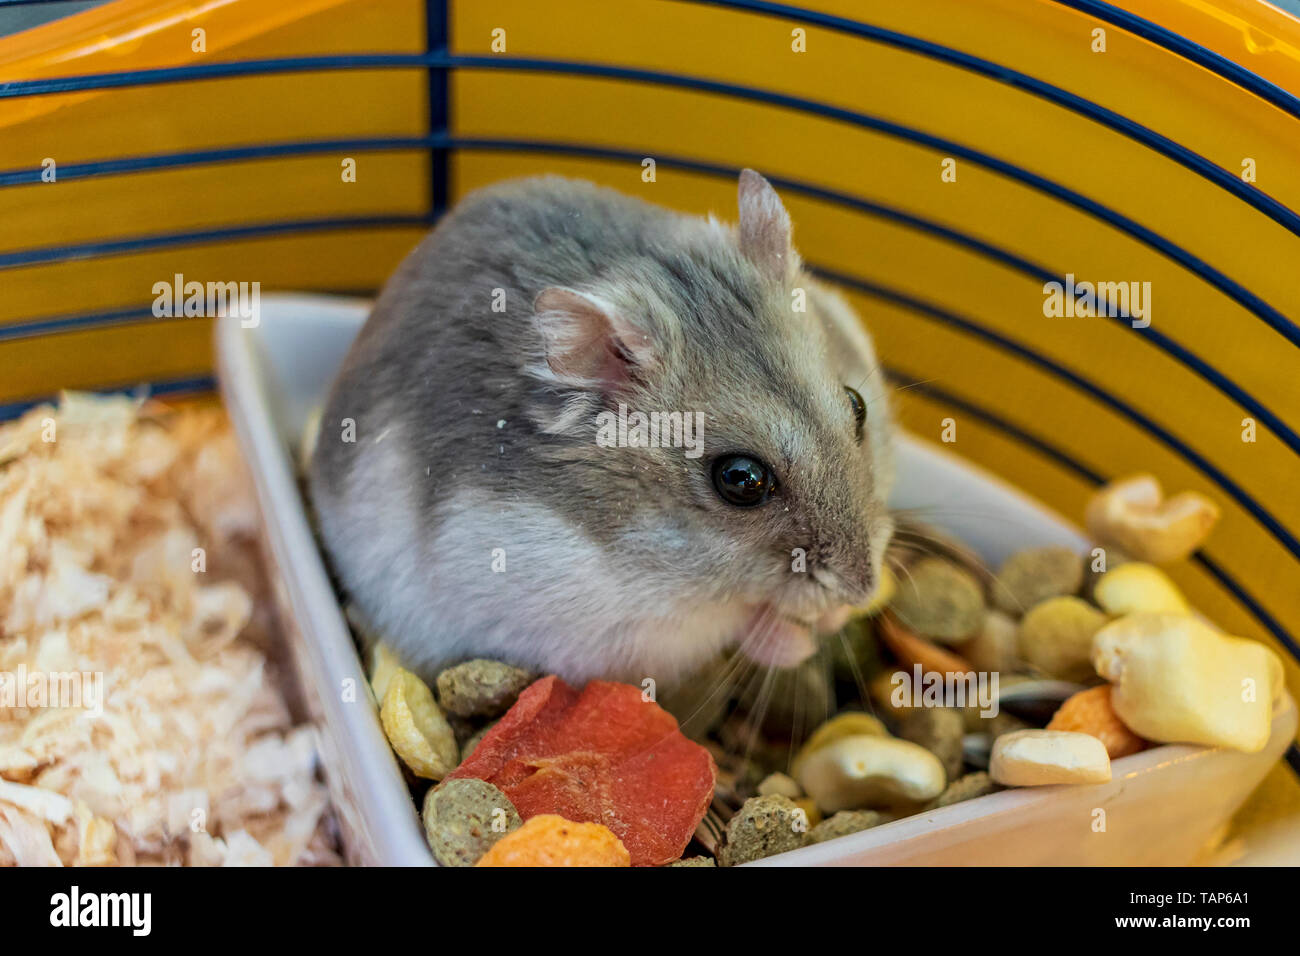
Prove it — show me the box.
[1049,0,1300,121]
[425,0,448,216]
[3,54,1297,349]
[5,137,1299,469]
[0,214,432,267]
[683,0,1300,228]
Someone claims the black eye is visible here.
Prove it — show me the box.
[845,386,866,440]
[712,454,775,507]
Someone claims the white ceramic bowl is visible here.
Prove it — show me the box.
[216,294,1296,866]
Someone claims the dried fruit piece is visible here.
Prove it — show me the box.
[1016,596,1108,682]
[380,668,459,780]
[719,795,809,865]
[1093,562,1189,616]
[448,676,716,866]
[435,659,534,718]
[993,546,1084,615]
[1092,614,1282,753]
[879,614,975,676]
[888,557,985,644]
[423,778,521,866]
[796,735,947,813]
[989,730,1111,786]
[1046,685,1146,758]
[475,814,630,867]
[667,855,717,867]
[1085,474,1219,564]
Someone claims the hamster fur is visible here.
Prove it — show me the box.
[309,170,895,685]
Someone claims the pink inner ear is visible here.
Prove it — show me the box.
[738,169,793,282]
[554,330,634,390]
[534,286,642,390]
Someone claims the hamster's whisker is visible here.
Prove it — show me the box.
[889,516,976,554]
[889,554,919,592]
[849,363,885,396]
[834,627,878,721]
[674,646,758,735]
[737,663,779,772]
[887,377,937,395]
[729,603,808,769]
[733,603,779,653]
[618,644,768,766]
[857,374,938,413]
[675,607,788,743]
[785,642,836,773]
[784,652,809,773]
[892,503,1042,527]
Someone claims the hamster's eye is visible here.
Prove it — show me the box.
[712,454,775,507]
[844,385,867,441]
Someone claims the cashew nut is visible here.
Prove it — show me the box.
[796,735,947,813]
[1092,613,1282,753]
[989,729,1112,786]
[1085,474,1219,564]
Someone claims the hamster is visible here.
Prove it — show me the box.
[308,169,895,686]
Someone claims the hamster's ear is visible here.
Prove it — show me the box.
[532,286,653,391]
[738,168,794,282]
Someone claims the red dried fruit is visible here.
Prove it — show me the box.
[448,676,716,866]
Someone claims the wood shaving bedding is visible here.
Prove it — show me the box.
[0,393,340,866]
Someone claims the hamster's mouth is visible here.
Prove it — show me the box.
[734,602,851,669]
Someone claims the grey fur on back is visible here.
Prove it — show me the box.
[309,174,894,685]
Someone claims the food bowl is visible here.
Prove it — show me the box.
[215,294,1296,866]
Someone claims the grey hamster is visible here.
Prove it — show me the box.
[308,169,895,685]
